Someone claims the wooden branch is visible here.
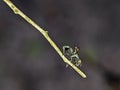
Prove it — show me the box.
[3,0,86,78]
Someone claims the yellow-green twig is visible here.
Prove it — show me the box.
[3,0,86,78]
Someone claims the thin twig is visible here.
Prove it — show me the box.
[3,0,86,78]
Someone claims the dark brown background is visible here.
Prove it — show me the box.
[0,0,120,90]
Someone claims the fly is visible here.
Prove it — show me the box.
[62,46,82,67]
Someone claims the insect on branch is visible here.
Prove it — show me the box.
[3,0,86,78]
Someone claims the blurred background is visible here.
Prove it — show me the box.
[0,0,120,90]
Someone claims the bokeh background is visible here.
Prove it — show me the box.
[0,0,120,90]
